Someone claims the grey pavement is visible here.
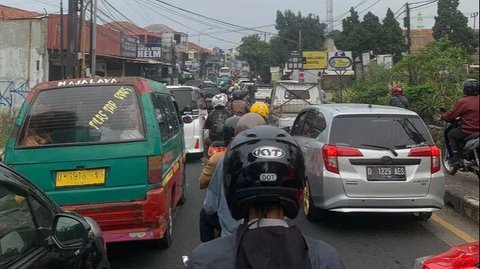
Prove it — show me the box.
[444,172,479,223]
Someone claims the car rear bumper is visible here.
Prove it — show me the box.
[312,193,444,212]
[62,187,168,243]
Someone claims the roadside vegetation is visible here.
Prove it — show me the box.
[333,38,475,122]
[0,110,15,149]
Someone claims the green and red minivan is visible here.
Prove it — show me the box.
[3,77,187,246]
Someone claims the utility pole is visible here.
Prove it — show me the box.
[60,0,64,79]
[170,37,176,85]
[471,12,479,32]
[66,0,79,78]
[90,0,97,77]
[404,2,411,54]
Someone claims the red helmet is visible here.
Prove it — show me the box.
[391,85,403,95]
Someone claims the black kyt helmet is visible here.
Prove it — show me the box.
[222,115,241,145]
[223,125,306,220]
[232,89,244,100]
[464,79,479,96]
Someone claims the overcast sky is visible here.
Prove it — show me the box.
[3,0,479,48]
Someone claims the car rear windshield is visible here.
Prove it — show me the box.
[329,115,433,149]
[18,85,145,147]
[284,90,310,100]
[171,89,195,111]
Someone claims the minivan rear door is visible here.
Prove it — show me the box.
[5,85,151,205]
[329,114,435,198]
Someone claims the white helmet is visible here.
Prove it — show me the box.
[212,93,228,108]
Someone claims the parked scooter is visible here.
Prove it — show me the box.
[441,120,480,179]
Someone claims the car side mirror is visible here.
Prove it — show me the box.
[52,213,90,250]
[182,115,193,124]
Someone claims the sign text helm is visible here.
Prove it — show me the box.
[223,125,306,220]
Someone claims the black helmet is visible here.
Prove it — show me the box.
[232,89,244,100]
[223,125,306,220]
[223,115,241,145]
[464,79,479,96]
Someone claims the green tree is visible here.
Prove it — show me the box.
[433,0,475,52]
[335,8,364,57]
[273,10,326,65]
[381,8,406,61]
[359,12,383,54]
[237,35,271,76]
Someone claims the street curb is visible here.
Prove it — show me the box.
[444,190,479,224]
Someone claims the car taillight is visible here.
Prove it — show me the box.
[322,145,363,174]
[194,138,200,149]
[148,155,163,184]
[421,242,479,269]
[408,146,441,174]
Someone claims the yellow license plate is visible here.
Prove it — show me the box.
[56,169,105,187]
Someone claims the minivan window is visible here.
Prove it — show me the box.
[18,85,145,147]
[285,90,310,100]
[329,115,433,149]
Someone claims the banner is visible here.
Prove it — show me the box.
[302,51,328,70]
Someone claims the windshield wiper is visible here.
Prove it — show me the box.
[360,144,399,156]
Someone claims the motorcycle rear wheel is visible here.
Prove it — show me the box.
[442,144,459,175]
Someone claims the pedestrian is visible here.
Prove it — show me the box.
[188,125,344,269]
[390,85,409,109]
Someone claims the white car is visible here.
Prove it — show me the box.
[168,86,206,159]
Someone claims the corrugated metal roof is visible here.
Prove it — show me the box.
[0,5,42,20]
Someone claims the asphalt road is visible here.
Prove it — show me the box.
[108,159,453,269]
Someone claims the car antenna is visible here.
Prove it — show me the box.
[368,103,372,108]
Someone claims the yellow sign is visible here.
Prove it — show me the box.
[302,51,328,70]
[56,169,106,187]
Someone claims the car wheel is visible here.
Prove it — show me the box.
[411,212,432,221]
[442,144,458,175]
[178,167,187,205]
[303,181,328,222]
[158,205,173,248]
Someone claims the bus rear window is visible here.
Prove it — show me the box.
[18,85,145,147]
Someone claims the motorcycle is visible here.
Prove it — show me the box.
[202,141,227,166]
[441,120,480,179]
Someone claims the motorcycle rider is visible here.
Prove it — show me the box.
[390,85,409,109]
[249,101,270,122]
[441,79,480,166]
[203,94,231,155]
[227,90,249,116]
[202,112,267,239]
[189,126,344,269]
[228,82,240,94]
[199,115,240,242]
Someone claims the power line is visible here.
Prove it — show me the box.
[333,0,384,28]
[146,0,298,44]
[137,0,240,45]
[332,0,371,22]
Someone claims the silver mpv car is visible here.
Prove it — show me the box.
[291,104,444,221]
